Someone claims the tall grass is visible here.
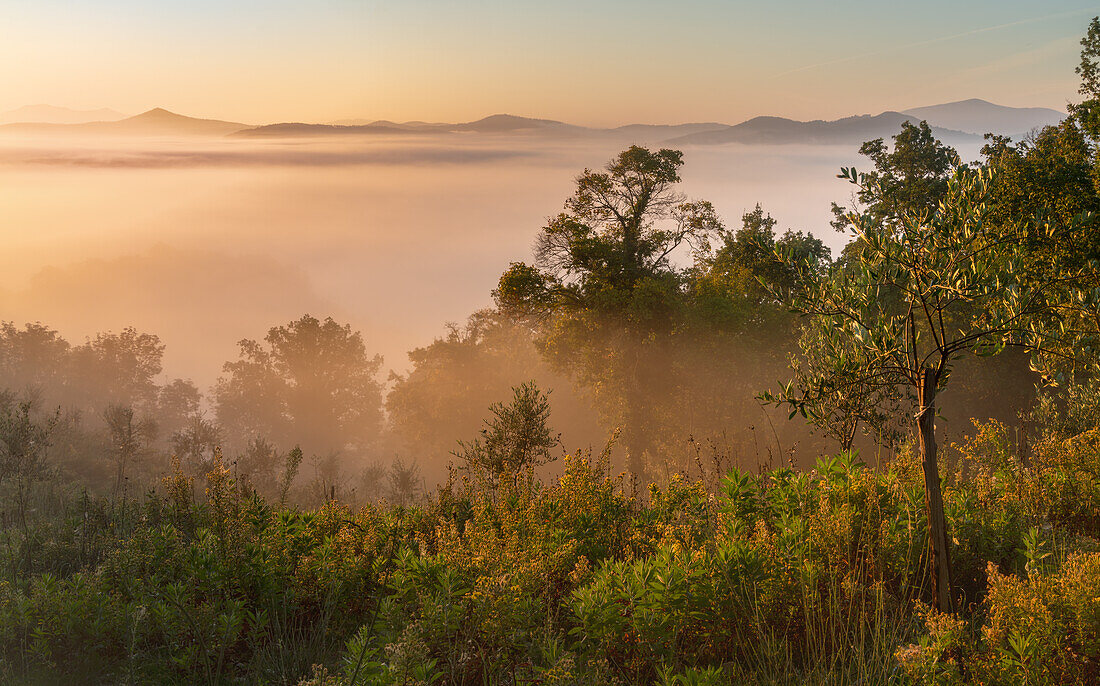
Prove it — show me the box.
[1,422,1098,684]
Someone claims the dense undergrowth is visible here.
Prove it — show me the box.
[1,418,1098,685]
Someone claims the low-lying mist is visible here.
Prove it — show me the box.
[0,129,1018,500]
[0,131,935,386]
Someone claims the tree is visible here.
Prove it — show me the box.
[169,415,222,474]
[454,382,559,487]
[695,204,830,319]
[215,315,384,457]
[673,206,834,464]
[765,164,1091,612]
[983,125,1100,270]
[830,120,957,234]
[386,457,422,506]
[0,399,56,487]
[0,322,70,398]
[495,146,725,478]
[975,17,1100,390]
[357,461,389,503]
[69,327,165,413]
[814,119,1040,447]
[235,437,280,495]
[157,379,203,440]
[387,309,602,479]
[764,314,906,452]
[1071,15,1100,139]
[103,404,157,495]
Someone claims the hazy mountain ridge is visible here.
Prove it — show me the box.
[235,100,1060,145]
[232,122,435,137]
[0,108,250,136]
[610,122,730,137]
[235,113,589,138]
[665,112,976,146]
[0,99,1066,144]
[328,119,447,128]
[901,98,1064,137]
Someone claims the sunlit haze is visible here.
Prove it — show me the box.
[0,0,1087,435]
[7,4,1100,678]
[0,0,1090,125]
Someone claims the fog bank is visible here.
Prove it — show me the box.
[0,132,982,387]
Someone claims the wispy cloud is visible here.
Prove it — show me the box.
[773,7,1097,78]
[939,35,1079,87]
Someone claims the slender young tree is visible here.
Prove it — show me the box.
[765,164,1092,612]
[454,381,559,488]
[103,404,157,496]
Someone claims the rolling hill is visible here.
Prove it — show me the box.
[901,98,1064,137]
[0,100,1066,144]
[450,114,585,133]
[0,108,250,136]
[665,112,975,146]
[234,113,587,138]
[232,122,432,137]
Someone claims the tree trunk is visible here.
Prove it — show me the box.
[625,404,646,483]
[917,367,954,613]
[623,335,647,483]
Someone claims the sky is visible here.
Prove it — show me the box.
[1,0,1096,126]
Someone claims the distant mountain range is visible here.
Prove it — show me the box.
[0,99,1066,145]
[231,122,426,138]
[234,115,756,140]
[235,113,589,138]
[664,100,1064,146]
[0,108,249,136]
[235,100,1066,145]
[665,112,974,146]
[901,99,1063,137]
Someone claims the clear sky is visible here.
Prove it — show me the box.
[1,0,1096,125]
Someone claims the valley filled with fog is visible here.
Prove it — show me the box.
[0,130,984,386]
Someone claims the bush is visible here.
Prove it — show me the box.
[3,426,1100,684]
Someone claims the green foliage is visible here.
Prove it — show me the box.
[454,382,559,485]
[0,322,203,493]
[0,401,56,486]
[1073,16,1100,139]
[385,457,422,506]
[280,445,305,505]
[169,414,221,474]
[11,20,1100,685]
[980,123,1100,383]
[768,161,1092,447]
[215,315,384,458]
[830,120,958,233]
[103,403,158,495]
[692,204,829,324]
[493,145,728,477]
[494,146,839,478]
[68,327,166,412]
[3,423,1100,684]
[387,310,602,476]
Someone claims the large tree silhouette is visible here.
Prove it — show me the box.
[495,146,724,478]
[215,315,384,457]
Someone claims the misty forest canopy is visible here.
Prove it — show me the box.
[495,146,829,477]
[4,104,1097,499]
[215,315,384,457]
